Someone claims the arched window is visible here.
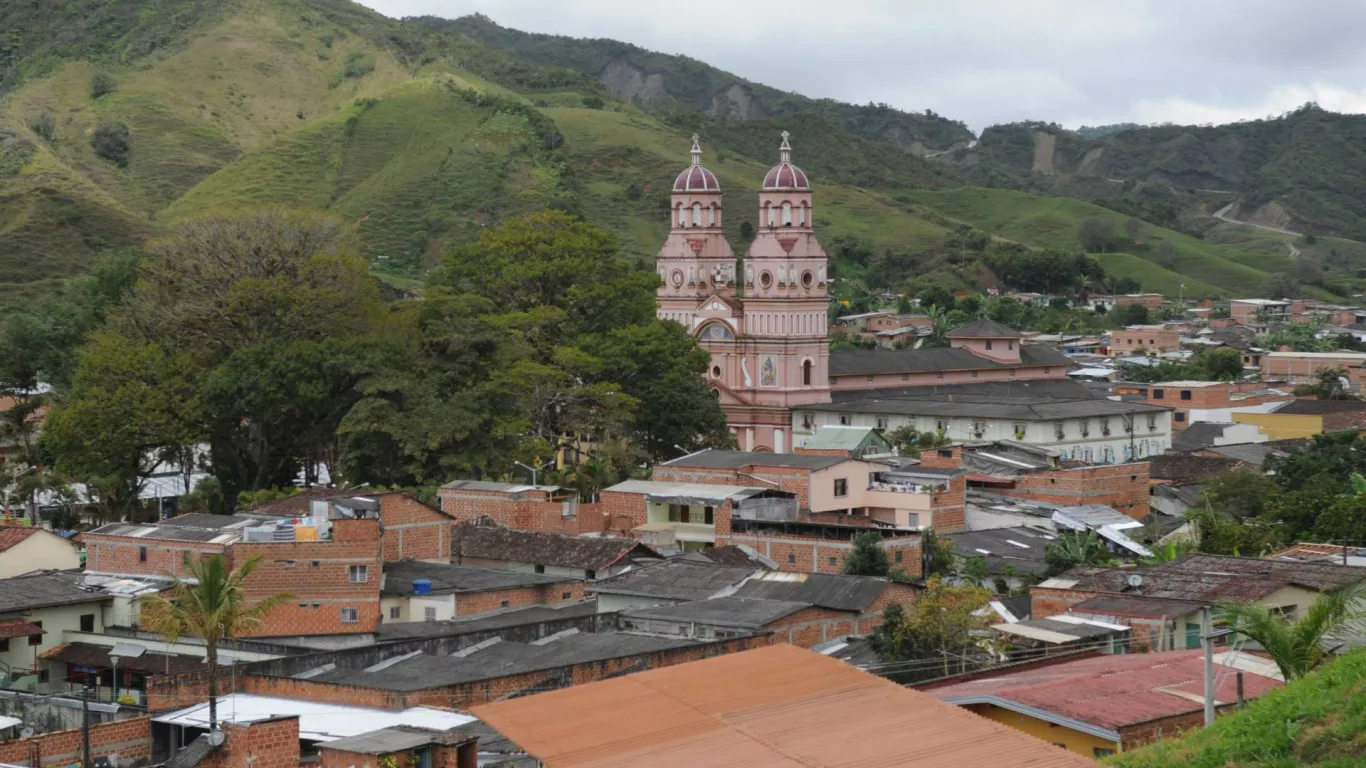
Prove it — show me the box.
[707,205,716,227]
[676,205,685,227]
[691,202,702,226]
[766,203,775,226]
[802,359,813,386]
[799,204,807,226]
[782,202,793,226]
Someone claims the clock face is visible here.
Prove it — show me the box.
[671,270,684,287]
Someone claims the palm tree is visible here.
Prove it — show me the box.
[138,554,292,730]
[1044,530,1116,577]
[1218,582,1366,681]
[1140,539,1195,565]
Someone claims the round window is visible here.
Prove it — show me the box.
[759,271,773,289]
[801,270,814,288]
[671,270,684,287]
[711,365,722,378]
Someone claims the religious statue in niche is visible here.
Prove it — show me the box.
[699,323,734,341]
[745,263,754,285]
[760,356,777,386]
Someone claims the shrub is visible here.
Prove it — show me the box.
[92,123,131,167]
[343,51,376,79]
[28,112,56,141]
[581,95,604,109]
[91,71,117,99]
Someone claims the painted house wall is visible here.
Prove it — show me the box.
[795,410,1172,464]
[0,531,81,578]
[962,703,1118,758]
[0,601,107,677]
[1231,412,1324,440]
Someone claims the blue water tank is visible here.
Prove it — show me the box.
[412,578,432,596]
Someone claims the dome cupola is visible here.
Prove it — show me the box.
[761,130,809,190]
[673,134,721,192]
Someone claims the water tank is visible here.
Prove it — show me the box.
[412,579,432,596]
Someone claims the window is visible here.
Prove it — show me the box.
[937,449,953,458]
[704,506,715,525]
[586,569,597,579]
[985,339,993,350]
[534,564,546,574]
[1008,341,1014,350]
[1147,414,1157,430]
[283,560,295,568]
[876,417,888,430]
[28,621,42,646]
[1152,389,1164,400]
[936,420,949,432]
[668,504,685,523]
[691,202,702,226]
[389,606,401,620]
[79,614,95,633]
[340,608,359,624]
[348,565,368,583]
[787,553,796,564]
[138,547,147,563]
[866,375,874,383]
[782,201,793,226]
[500,599,510,608]
[971,370,978,378]
[1175,412,1187,423]
[829,556,838,566]
[424,606,437,622]
[802,360,813,386]
[1044,367,1051,374]
[831,377,839,385]
[0,638,7,652]
[839,415,851,426]
[907,513,920,528]
[902,374,909,383]
[834,478,848,497]
[561,591,572,600]
[1180,390,1192,401]
[936,371,944,379]
[1093,749,1116,758]
[894,550,904,563]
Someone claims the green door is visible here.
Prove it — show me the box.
[1185,622,1201,649]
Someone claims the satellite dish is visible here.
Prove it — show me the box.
[20,728,35,739]
[1127,574,1144,588]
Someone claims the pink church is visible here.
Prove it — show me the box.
[657,132,833,453]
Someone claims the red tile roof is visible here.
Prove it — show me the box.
[931,650,1282,735]
[0,527,38,552]
[473,644,1101,767]
[0,617,46,639]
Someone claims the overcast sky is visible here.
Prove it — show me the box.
[358,0,1366,134]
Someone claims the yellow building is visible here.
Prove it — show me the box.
[1232,399,1366,440]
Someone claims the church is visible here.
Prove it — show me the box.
[655,135,1173,460]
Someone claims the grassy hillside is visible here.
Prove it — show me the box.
[1110,649,1366,768]
[903,187,1302,297]
[420,14,975,153]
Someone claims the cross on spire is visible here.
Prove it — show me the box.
[690,133,702,166]
[779,130,791,163]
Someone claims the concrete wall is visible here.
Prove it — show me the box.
[0,601,107,678]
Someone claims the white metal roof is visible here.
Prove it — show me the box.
[0,716,20,730]
[990,623,1079,644]
[153,693,476,742]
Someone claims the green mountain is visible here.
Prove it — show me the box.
[0,0,1351,303]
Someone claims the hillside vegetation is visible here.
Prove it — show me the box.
[0,0,1353,303]
[1110,649,1366,768]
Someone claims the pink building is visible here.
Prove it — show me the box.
[657,133,831,453]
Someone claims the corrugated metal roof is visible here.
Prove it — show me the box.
[623,597,811,629]
[1058,553,1366,603]
[603,480,756,501]
[932,650,1282,732]
[155,694,475,741]
[453,523,656,571]
[381,560,580,596]
[660,450,846,470]
[731,571,891,613]
[829,344,1068,376]
[588,560,757,601]
[472,644,1103,767]
[801,426,880,451]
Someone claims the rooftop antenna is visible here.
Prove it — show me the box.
[690,134,702,166]
[779,130,792,163]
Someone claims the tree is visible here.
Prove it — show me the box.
[897,295,913,314]
[1078,216,1120,253]
[92,123,131,167]
[1218,582,1366,680]
[1044,531,1115,577]
[843,531,891,577]
[918,286,955,312]
[1294,366,1355,400]
[869,578,991,676]
[139,555,291,731]
[91,71,117,98]
[960,556,991,588]
[739,221,754,242]
[1140,539,1195,565]
[1122,303,1150,325]
[921,527,956,578]
[1199,347,1244,380]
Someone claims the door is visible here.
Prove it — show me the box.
[1185,622,1201,649]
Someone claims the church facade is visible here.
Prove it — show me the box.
[656,133,832,453]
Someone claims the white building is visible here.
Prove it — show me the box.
[794,380,1172,463]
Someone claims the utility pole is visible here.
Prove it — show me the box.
[1202,606,1215,726]
[1236,671,1245,711]
[81,686,92,768]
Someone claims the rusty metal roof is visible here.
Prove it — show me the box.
[931,650,1282,736]
[473,644,1102,767]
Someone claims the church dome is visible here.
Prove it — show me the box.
[673,135,721,192]
[761,131,810,190]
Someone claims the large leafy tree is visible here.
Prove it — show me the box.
[139,554,291,730]
[1218,583,1366,680]
[843,531,891,577]
[870,578,991,677]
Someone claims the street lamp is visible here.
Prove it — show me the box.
[513,460,551,487]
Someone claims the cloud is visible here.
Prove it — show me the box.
[356,0,1366,133]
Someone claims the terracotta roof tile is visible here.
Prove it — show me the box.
[0,526,38,552]
[473,644,1101,767]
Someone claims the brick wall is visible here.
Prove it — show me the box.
[765,606,856,647]
[1005,462,1151,519]
[916,446,963,469]
[438,489,582,534]
[233,518,382,636]
[1110,328,1179,353]
[83,535,227,579]
[1118,707,1237,749]
[729,530,922,577]
[593,491,649,533]
[454,581,587,615]
[201,716,300,768]
[379,493,453,563]
[930,476,966,532]
[1030,587,1103,619]
[652,465,812,509]
[0,716,151,768]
